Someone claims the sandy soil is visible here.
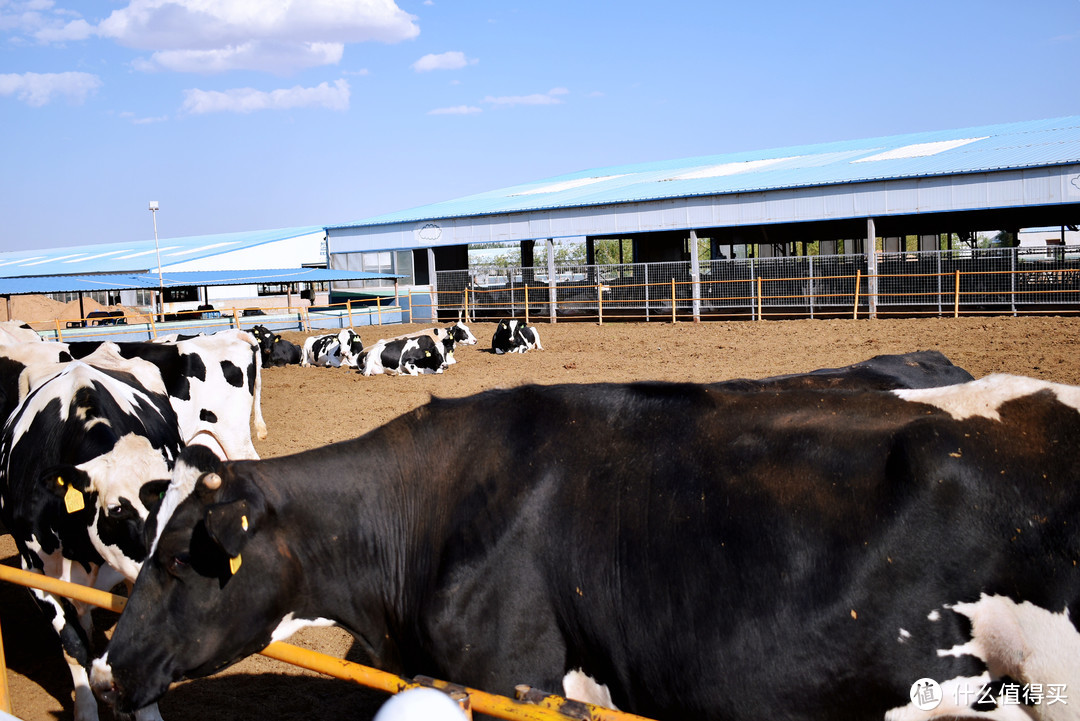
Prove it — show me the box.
[3,316,1080,720]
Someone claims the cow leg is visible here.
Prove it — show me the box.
[25,555,103,721]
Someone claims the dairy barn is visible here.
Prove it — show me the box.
[327,115,1080,322]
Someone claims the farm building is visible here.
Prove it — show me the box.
[327,115,1080,320]
[0,225,408,336]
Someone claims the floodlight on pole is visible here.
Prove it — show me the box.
[149,201,164,319]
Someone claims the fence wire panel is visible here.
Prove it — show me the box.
[436,246,1080,321]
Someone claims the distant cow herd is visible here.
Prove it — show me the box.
[249,317,543,375]
[3,315,1080,721]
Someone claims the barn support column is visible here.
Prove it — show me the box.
[867,218,878,318]
[546,239,557,323]
[689,229,701,321]
[427,247,438,319]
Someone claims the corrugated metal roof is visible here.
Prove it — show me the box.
[0,268,400,296]
[0,226,325,277]
[332,116,1080,229]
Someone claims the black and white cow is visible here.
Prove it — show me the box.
[300,329,364,368]
[360,334,453,376]
[1,344,183,721]
[0,319,42,343]
[94,374,1080,721]
[0,339,74,427]
[67,330,266,460]
[491,319,542,354]
[249,325,301,367]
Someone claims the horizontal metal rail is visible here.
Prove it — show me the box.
[0,563,654,721]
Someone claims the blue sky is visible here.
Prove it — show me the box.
[1,0,1078,253]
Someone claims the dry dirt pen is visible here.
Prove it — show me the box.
[4,317,1080,721]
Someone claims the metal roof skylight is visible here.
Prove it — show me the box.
[851,137,988,163]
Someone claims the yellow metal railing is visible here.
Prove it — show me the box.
[0,563,654,721]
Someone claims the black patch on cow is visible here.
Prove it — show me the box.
[200,408,218,424]
[220,360,243,388]
[95,496,149,563]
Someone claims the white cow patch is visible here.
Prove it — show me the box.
[271,612,336,642]
[562,669,617,709]
[894,374,1080,421]
[887,594,1080,721]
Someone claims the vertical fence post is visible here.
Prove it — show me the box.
[853,270,862,320]
[525,284,530,324]
[232,309,240,330]
[597,282,603,325]
[757,277,764,321]
[644,264,650,322]
[148,313,157,339]
[670,277,676,323]
[376,296,383,326]
[347,299,354,328]
[1010,249,1017,317]
[464,288,470,323]
[54,318,63,342]
[954,269,961,318]
[808,255,815,320]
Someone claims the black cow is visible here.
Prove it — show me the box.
[491,319,542,354]
[249,325,301,367]
[714,349,975,391]
[1,346,182,721]
[95,374,1080,720]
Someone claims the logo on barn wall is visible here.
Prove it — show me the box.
[416,223,442,242]
[1071,174,1080,194]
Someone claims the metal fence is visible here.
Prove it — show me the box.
[437,246,1080,321]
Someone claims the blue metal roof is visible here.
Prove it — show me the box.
[0,226,325,277]
[0,268,400,296]
[331,116,1080,228]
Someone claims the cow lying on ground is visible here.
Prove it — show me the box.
[360,320,475,376]
[94,374,1080,721]
[360,334,453,376]
[300,329,364,368]
[491,319,542,354]
[1,345,183,721]
[249,325,301,367]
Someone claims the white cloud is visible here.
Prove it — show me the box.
[134,40,345,74]
[483,87,568,107]
[412,50,476,72]
[181,78,351,114]
[28,0,420,75]
[428,105,481,115]
[0,71,101,106]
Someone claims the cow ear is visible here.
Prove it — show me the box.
[41,466,91,514]
[139,479,171,517]
[41,465,90,494]
[204,491,264,559]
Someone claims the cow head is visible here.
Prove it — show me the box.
[447,321,477,345]
[41,433,173,580]
[93,444,296,713]
[338,329,365,368]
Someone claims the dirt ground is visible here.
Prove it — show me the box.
[4,316,1080,720]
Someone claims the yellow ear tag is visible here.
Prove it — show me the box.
[241,515,249,532]
[425,351,431,357]
[64,485,85,514]
[229,554,242,575]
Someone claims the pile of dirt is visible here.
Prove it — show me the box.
[3,294,146,327]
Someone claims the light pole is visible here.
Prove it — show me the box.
[149,201,164,321]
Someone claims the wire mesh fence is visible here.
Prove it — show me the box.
[436,246,1080,321]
